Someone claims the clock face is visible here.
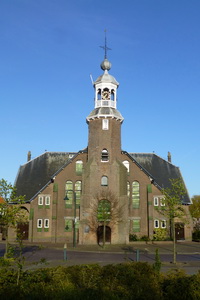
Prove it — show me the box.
[102,90,110,100]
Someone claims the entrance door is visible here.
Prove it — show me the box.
[17,223,29,240]
[97,226,111,244]
[175,223,185,240]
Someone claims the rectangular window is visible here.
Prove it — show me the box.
[102,119,109,130]
[37,219,43,228]
[133,219,140,232]
[44,219,49,228]
[45,196,50,206]
[154,197,159,206]
[154,220,159,228]
[38,196,43,206]
[161,220,166,228]
[160,197,165,206]
[65,219,73,232]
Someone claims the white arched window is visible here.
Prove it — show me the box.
[101,176,108,186]
[123,160,130,173]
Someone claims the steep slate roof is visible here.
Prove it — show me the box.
[128,153,191,204]
[15,151,191,205]
[15,152,76,201]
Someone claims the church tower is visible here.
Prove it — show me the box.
[80,42,129,245]
[86,53,124,162]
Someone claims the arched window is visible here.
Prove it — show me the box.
[76,160,83,175]
[97,89,101,100]
[65,181,73,206]
[111,89,115,100]
[123,160,130,173]
[97,200,111,221]
[101,176,108,186]
[101,149,109,162]
[75,180,82,205]
[127,181,130,197]
[132,181,140,208]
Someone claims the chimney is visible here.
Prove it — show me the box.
[27,151,31,162]
[167,151,171,163]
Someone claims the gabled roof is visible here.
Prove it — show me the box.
[128,152,191,204]
[15,150,191,205]
[15,152,77,201]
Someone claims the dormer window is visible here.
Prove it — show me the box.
[101,149,109,162]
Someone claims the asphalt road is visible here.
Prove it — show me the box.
[1,243,200,265]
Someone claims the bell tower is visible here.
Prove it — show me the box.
[86,39,124,163]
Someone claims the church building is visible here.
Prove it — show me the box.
[15,50,192,244]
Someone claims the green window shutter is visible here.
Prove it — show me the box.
[53,183,58,192]
[147,184,152,193]
[29,208,34,220]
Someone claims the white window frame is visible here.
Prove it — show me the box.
[102,119,109,130]
[154,219,159,228]
[37,219,43,228]
[45,196,50,206]
[160,197,165,206]
[161,220,166,228]
[44,219,49,228]
[154,197,159,206]
[38,196,43,206]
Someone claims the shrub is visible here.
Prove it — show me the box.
[192,230,200,242]
[153,228,167,241]
[129,234,138,241]
[140,235,150,242]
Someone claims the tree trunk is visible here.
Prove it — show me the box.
[172,220,176,264]
[103,220,106,248]
[4,225,9,258]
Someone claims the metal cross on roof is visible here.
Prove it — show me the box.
[100,29,111,59]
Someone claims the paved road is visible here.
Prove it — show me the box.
[0,242,200,274]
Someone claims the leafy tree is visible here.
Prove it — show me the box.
[0,179,15,202]
[156,178,187,264]
[0,179,27,257]
[189,195,200,219]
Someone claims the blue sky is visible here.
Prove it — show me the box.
[0,0,199,197]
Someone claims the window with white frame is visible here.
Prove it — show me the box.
[44,219,49,228]
[160,197,165,206]
[37,219,43,228]
[161,220,166,228]
[154,197,159,206]
[154,219,159,228]
[153,196,165,206]
[45,196,50,206]
[102,119,109,130]
[38,196,43,206]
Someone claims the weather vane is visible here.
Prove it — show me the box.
[100,29,111,59]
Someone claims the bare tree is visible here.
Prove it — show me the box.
[88,190,125,247]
